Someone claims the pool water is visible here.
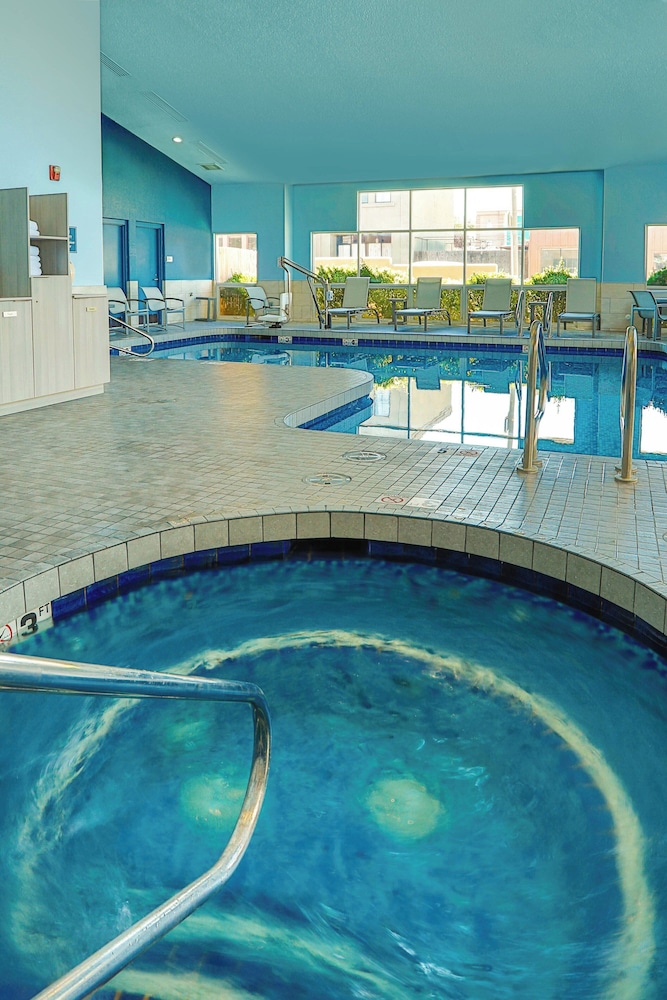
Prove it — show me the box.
[3,559,666,999]
[153,340,667,460]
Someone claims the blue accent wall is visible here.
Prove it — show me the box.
[603,163,667,283]
[102,117,212,282]
[211,183,286,280]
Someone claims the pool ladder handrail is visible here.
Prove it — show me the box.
[516,319,550,475]
[109,314,156,356]
[615,324,638,483]
[277,256,330,329]
[0,650,271,1000]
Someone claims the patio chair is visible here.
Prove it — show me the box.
[140,286,186,330]
[467,278,515,335]
[556,278,600,337]
[629,289,667,340]
[107,287,150,331]
[326,276,381,329]
[393,277,449,332]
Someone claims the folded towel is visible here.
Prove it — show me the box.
[30,262,42,276]
[29,245,40,256]
[29,220,40,235]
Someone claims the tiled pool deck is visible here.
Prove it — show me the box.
[4,319,667,653]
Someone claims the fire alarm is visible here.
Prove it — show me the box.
[49,165,61,181]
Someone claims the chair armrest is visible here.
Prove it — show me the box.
[164,297,185,307]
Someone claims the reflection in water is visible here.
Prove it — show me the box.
[157,341,667,459]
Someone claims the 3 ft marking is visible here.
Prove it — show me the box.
[1,604,52,645]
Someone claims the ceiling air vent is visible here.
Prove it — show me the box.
[100,52,131,77]
[199,163,225,171]
[142,91,188,123]
[196,141,228,167]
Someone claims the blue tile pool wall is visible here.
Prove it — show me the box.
[50,538,667,667]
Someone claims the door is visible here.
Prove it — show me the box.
[103,219,129,290]
[136,222,164,293]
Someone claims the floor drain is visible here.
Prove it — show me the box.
[342,450,387,463]
[303,473,352,486]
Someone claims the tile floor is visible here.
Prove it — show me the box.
[4,323,667,643]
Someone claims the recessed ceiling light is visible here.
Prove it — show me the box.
[172,136,183,143]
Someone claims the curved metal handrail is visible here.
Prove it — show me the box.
[516,320,550,475]
[615,325,638,483]
[0,651,271,1000]
[543,291,554,338]
[515,287,526,337]
[277,256,330,329]
[109,314,155,356]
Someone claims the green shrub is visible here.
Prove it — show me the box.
[648,267,667,286]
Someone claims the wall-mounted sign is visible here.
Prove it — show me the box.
[69,227,77,253]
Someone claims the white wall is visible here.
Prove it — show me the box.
[0,0,104,285]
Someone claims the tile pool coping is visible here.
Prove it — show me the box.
[2,354,667,658]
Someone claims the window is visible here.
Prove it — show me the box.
[523,228,580,282]
[314,186,530,284]
[312,232,359,273]
[215,233,257,282]
[313,187,581,288]
[646,226,667,284]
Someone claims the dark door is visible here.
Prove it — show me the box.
[136,222,164,292]
[103,219,129,289]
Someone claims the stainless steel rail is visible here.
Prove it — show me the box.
[0,651,271,1000]
[516,320,550,475]
[515,288,526,337]
[109,314,155,356]
[277,256,330,328]
[615,325,638,483]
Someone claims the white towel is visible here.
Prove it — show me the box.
[29,245,40,256]
[29,220,40,235]
[30,264,42,276]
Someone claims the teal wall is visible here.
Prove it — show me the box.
[211,183,287,279]
[603,163,667,283]
[102,117,212,282]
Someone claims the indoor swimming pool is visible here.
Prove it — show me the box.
[2,557,666,999]
[151,339,667,459]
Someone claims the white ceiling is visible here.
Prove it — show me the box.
[100,0,667,186]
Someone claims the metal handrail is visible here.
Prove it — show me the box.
[543,291,554,338]
[277,256,330,328]
[516,320,550,475]
[0,651,271,1000]
[109,314,155,356]
[615,325,638,483]
[515,288,526,337]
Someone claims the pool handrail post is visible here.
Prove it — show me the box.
[0,651,271,1000]
[516,320,549,475]
[615,324,638,484]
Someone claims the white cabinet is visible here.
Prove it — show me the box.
[0,187,110,416]
[73,293,110,388]
[32,277,74,396]
[0,300,34,404]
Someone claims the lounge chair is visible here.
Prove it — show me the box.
[393,277,449,332]
[107,287,150,331]
[326,276,380,329]
[556,278,600,337]
[140,286,186,330]
[629,289,667,340]
[467,278,516,335]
